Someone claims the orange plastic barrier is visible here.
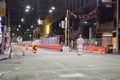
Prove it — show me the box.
[84,46,107,54]
[37,44,62,51]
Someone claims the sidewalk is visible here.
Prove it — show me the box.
[71,48,120,55]
[0,47,11,61]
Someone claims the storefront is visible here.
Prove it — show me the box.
[99,21,116,52]
[102,32,116,52]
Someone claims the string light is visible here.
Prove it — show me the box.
[69,8,98,20]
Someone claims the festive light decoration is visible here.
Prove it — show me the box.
[69,8,98,20]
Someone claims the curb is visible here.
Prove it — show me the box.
[0,47,12,61]
[0,57,8,61]
[0,53,11,61]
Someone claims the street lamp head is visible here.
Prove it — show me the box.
[29,34,32,37]
[49,10,52,13]
[49,7,55,13]
[31,25,33,28]
[18,24,21,28]
[25,9,29,12]
[26,5,31,9]
[27,29,29,31]
[21,18,24,22]
[16,28,19,31]
[84,21,88,24]
[51,7,55,10]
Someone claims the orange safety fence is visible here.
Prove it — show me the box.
[37,44,62,51]
[84,46,107,54]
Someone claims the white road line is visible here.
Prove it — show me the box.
[13,67,20,71]
[0,71,12,77]
[57,73,85,78]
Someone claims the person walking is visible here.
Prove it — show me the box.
[77,34,84,55]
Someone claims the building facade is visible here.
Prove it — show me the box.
[65,0,120,52]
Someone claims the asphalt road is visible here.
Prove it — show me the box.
[0,45,120,80]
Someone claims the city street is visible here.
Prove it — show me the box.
[0,45,120,80]
[1,0,120,80]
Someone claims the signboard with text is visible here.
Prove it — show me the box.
[0,2,6,16]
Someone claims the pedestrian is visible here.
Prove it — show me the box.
[77,34,84,55]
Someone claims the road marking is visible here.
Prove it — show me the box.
[87,65,94,67]
[13,67,20,71]
[0,71,11,77]
[57,73,85,78]
[0,73,3,77]
[100,79,113,80]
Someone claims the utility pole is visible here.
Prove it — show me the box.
[65,10,69,46]
[116,0,119,52]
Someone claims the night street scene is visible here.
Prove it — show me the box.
[0,0,120,80]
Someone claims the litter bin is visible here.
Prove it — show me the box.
[108,45,113,53]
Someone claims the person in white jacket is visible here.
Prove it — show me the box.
[77,34,84,55]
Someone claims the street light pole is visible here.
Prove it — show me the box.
[116,0,119,52]
[65,10,69,46]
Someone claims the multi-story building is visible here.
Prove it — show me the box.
[42,0,67,37]
[32,0,50,39]
[7,0,50,40]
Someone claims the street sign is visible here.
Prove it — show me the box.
[0,2,6,16]
[0,9,6,16]
[102,0,112,7]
